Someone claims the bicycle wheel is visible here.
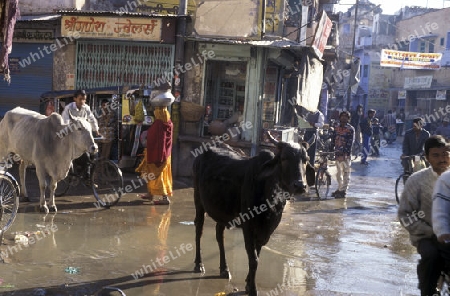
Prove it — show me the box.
[315,168,331,199]
[395,174,407,204]
[91,160,123,208]
[0,174,20,234]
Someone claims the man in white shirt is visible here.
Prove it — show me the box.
[62,89,99,132]
[61,90,100,183]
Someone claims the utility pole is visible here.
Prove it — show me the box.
[171,0,187,176]
[346,0,359,111]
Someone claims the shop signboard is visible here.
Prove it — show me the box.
[311,11,333,59]
[380,49,442,70]
[61,16,162,41]
[404,75,433,89]
[136,0,197,15]
[436,90,447,101]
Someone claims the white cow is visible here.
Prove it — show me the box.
[0,107,98,213]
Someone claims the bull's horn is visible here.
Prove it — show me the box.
[267,131,279,145]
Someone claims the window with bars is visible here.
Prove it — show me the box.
[76,40,175,89]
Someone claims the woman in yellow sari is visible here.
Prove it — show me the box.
[136,106,173,205]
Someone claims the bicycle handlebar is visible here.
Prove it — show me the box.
[401,154,425,160]
[93,136,106,142]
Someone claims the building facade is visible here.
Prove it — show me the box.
[389,7,450,122]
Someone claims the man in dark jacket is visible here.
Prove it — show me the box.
[351,104,364,155]
[402,117,430,173]
[360,109,376,165]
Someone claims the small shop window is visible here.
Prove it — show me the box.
[204,61,247,122]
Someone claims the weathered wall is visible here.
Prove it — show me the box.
[395,7,450,52]
[194,0,259,38]
[53,40,76,90]
[182,41,204,105]
[19,0,85,15]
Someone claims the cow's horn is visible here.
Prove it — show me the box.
[267,131,279,145]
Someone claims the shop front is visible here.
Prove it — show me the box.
[49,11,180,167]
[176,41,314,177]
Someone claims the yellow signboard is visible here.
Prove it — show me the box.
[137,0,197,15]
[61,16,162,41]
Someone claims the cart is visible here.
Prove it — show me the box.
[39,86,153,171]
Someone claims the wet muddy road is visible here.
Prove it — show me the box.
[1,140,419,296]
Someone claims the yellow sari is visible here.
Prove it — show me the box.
[136,107,173,197]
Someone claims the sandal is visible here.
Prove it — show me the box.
[151,196,170,205]
[138,194,153,201]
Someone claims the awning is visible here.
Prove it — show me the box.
[388,86,450,91]
[18,14,61,21]
[186,36,305,50]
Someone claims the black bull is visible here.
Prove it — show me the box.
[192,140,308,296]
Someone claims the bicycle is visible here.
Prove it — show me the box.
[55,141,124,208]
[315,151,334,199]
[395,155,427,204]
[0,162,20,239]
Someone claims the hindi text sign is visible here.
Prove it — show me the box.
[311,11,332,59]
[380,49,442,70]
[61,16,162,41]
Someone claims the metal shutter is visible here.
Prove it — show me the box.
[76,40,175,89]
[0,43,53,116]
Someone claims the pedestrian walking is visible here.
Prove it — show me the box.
[399,135,450,296]
[371,117,382,157]
[351,104,364,156]
[330,111,355,199]
[359,109,376,165]
[136,89,174,205]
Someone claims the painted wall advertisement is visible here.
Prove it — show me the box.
[368,61,391,112]
[380,49,442,70]
[61,16,162,41]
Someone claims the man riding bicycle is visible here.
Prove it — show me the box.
[401,117,430,173]
[399,135,450,296]
[61,90,101,184]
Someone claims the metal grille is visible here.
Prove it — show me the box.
[76,40,174,89]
